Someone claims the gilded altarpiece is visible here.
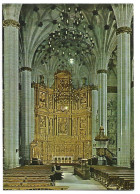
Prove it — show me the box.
[30,71,92,164]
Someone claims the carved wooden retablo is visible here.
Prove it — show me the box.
[30,70,92,164]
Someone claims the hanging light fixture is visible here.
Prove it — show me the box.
[37,5,95,68]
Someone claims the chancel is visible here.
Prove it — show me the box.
[2,3,134,190]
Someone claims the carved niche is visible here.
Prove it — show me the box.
[39,92,46,108]
[58,117,68,135]
[40,116,46,127]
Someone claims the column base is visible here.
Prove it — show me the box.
[15,163,21,168]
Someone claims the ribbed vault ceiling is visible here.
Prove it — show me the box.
[19,4,117,87]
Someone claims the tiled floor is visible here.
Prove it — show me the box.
[55,166,106,190]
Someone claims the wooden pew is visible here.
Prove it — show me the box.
[117,177,134,190]
[3,181,53,187]
[90,165,134,190]
[3,186,69,190]
[3,164,68,190]
[3,178,51,183]
[3,165,59,190]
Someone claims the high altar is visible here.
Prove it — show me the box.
[30,70,92,164]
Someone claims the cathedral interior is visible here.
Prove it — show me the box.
[2,3,134,190]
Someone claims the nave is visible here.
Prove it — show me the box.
[2,4,134,191]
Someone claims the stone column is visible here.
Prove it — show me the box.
[92,86,98,156]
[131,59,134,165]
[131,81,134,166]
[113,4,133,167]
[3,4,21,169]
[20,67,32,165]
[97,69,108,135]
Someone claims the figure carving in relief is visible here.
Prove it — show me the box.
[49,118,53,135]
[72,119,77,136]
[58,118,68,134]
[80,93,87,103]
[49,95,53,108]
[80,129,86,137]
[80,117,87,128]
[64,79,69,88]
[40,92,45,102]
[58,79,63,90]
[40,133,45,141]
[59,79,69,89]
[60,79,65,88]
[40,116,46,127]
[40,92,46,107]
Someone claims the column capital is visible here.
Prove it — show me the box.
[3,4,22,21]
[3,19,20,29]
[97,69,108,74]
[116,26,132,35]
[96,55,110,71]
[20,67,32,72]
[112,4,133,28]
